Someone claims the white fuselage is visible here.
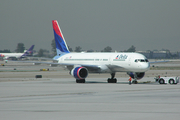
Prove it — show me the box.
[56,52,150,73]
[0,53,24,59]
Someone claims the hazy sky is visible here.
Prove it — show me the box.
[1,0,180,52]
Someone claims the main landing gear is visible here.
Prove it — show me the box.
[107,73,117,83]
[76,79,85,83]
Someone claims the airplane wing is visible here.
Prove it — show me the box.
[149,60,169,64]
[44,62,126,73]
[106,64,127,72]
[25,57,55,61]
[15,60,105,72]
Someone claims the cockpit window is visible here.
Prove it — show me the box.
[140,59,145,62]
[135,59,149,62]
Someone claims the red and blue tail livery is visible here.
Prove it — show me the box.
[52,20,70,56]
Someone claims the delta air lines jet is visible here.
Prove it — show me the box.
[51,20,150,83]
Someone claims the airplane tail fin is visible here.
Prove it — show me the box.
[21,45,35,57]
[52,20,70,56]
[0,54,5,57]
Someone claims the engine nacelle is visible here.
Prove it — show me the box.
[127,72,145,80]
[70,67,88,80]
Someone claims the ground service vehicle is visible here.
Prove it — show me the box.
[155,76,179,85]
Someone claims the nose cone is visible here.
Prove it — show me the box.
[142,62,150,71]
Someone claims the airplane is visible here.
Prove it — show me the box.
[0,45,35,60]
[49,20,150,83]
[20,20,151,83]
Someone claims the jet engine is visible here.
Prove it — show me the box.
[70,67,88,79]
[127,72,145,80]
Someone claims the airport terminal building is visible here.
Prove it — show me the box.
[138,51,180,59]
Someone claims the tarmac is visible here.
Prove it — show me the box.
[0,61,180,120]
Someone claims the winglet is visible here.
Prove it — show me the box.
[52,20,70,56]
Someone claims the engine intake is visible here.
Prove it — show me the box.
[127,72,145,80]
[71,67,88,79]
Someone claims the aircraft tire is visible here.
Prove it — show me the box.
[76,79,85,83]
[169,79,174,84]
[107,78,117,83]
[132,80,137,84]
[159,79,164,84]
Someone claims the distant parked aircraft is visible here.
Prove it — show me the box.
[0,45,34,60]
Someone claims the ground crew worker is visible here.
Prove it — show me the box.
[129,77,132,85]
